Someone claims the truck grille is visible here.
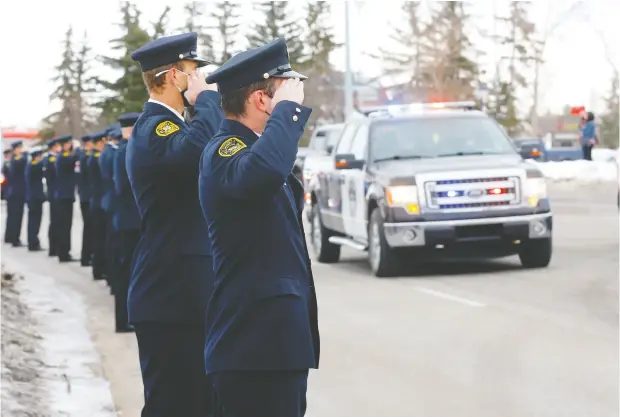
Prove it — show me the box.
[424,176,520,210]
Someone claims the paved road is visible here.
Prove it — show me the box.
[2,181,618,417]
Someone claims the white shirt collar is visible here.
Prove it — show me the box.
[148,98,185,122]
[253,131,261,137]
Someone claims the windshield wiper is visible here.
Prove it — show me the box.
[436,151,504,157]
[372,155,429,163]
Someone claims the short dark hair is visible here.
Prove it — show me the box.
[221,79,278,117]
[142,61,185,93]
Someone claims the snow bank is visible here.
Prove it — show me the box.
[530,160,619,183]
[1,261,117,417]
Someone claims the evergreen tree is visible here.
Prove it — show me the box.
[421,2,479,101]
[210,1,241,65]
[487,81,520,136]
[72,33,98,138]
[599,73,619,147]
[297,1,340,145]
[248,2,304,67]
[45,26,76,136]
[98,2,170,122]
[373,2,431,100]
[181,2,214,62]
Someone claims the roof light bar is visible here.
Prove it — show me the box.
[362,101,477,118]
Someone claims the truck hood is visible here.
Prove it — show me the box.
[374,154,527,177]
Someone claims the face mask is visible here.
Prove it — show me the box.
[179,88,192,109]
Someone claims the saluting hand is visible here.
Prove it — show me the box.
[184,71,218,106]
[271,78,304,112]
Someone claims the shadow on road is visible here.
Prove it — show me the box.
[336,256,524,278]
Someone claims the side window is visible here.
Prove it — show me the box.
[310,130,327,151]
[335,123,359,155]
[350,124,369,160]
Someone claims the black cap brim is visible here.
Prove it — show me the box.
[185,56,210,68]
[272,70,308,80]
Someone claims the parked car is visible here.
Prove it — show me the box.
[512,137,546,161]
[293,123,344,181]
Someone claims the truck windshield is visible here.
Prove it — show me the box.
[369,117,516,161]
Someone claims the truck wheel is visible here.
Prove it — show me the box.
[368,208,402,277]
[518,238,552,268]
[311,204,340,263]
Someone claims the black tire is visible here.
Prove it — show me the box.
[518,238,552,268]
[368,208,402,277]
[311,204,340,263]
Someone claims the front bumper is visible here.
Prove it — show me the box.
[383,212,552,248]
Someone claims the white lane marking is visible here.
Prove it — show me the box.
[416,287,486,308]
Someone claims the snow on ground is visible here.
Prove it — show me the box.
[1,262,116,417]
[530,160,619,183]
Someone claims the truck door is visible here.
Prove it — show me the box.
[325,123,358,232]
[341,124,369,240]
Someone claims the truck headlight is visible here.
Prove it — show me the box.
[524,170,547,207]
[386,185,420,214]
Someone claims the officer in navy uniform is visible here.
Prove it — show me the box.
[54,135,78,262]
[112,112,141,333]
[128,32,223,417]
[5,141,27,247]
[199,38,319,417]
[2,149,11,202]
[25,149,46,251]
[88,133,107,280]
[100,126,122,294]
[45,138,62,256]
[78,135,94,266]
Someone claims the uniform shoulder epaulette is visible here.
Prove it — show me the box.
[217,137,247,158]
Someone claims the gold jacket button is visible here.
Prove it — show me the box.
[295,108,301,113]
[293,115,299,122]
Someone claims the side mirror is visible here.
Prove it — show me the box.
[335,153,364,170]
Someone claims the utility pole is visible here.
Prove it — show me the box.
[343,1,354,120]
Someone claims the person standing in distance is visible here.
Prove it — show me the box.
[88,133,107,281]
[25,149,46,251]
[55,135,78,262]
[127,32,224,417]
[112,112,141,333]
[199,38,319,417]
[2,149,11,203]
[78,135,94,266]
[45,139,61,257]
[6,141,27,247]
[100,126,121,294]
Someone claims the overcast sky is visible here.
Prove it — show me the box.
[1,0,618,129]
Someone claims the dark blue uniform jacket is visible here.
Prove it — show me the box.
[44,154,58,201]
[26,160,45,202]
[88,152,104,210]
[54,151,77,201]
[77,149,92,203]
[7,155,27,200]
[2,160,10,195]
[99,144,119,212]
[126,91,224,324]
[198,100,320,374]
[113,139,140,231]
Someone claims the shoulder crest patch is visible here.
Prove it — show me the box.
[155,120,180,137]
[49,156,56,162]
[94,152,100,158]
[218,137,247,157]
